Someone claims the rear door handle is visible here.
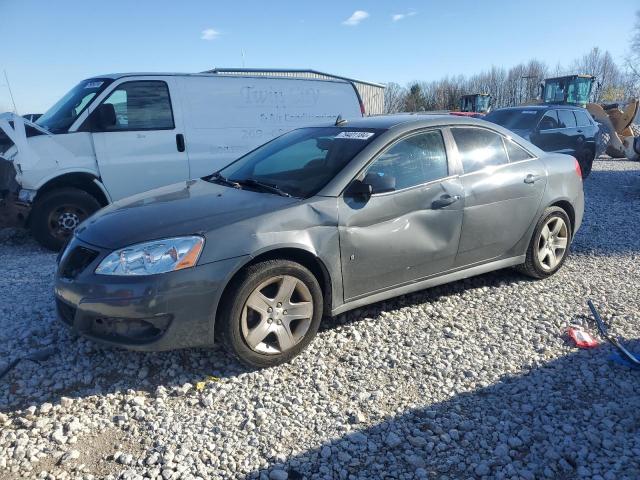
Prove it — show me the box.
[524,174,542,184]
[432,194,460,209]
[176,133,186,152]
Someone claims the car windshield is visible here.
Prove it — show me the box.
[217,127,382,198]
[484,109,541,131]
[36,78,112,133]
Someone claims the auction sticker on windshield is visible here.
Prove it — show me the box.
[84,81,104,89]
[335,131,375,140]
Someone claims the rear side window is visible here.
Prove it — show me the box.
[365,130,448,190]
[538,110,559,130]
[101,81,174,131]
[504,138,534,162]
[557,109,577,128]
[574,110,593,127]
[452,127,509,174]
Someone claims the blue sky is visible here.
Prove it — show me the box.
[1,0,637,113]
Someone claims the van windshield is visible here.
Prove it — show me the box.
[484,109,542,131]
[216,127,382,198]
[36,78,112,133]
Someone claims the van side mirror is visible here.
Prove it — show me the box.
[92,103,117,131]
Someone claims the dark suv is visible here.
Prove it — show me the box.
[484,105,598,177]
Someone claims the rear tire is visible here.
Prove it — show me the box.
[517,206,572,279]
[576,148,594,178]
[30,188,102,251]
[217,260,323,368]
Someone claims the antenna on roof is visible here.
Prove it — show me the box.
[335,114,347,126]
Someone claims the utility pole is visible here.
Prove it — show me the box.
[3,70,18,113]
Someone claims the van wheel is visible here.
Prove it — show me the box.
[517,206,572,279]
[217,260,323,368]
[30,188,102,251]
[577,148,594,178]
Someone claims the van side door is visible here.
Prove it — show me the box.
[88,77,189,201]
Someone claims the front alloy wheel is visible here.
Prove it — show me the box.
[217,259,323,368]
[241,275,314,354]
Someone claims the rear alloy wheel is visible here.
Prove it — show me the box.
[218,260,323,368]
[576,148,594,178]
[518,206,571,279]
[30,188,102,251]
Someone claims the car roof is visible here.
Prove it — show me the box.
[334,113,492,130]
[490,104,583,112]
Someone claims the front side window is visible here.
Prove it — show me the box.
[557,109,577,128]
[364,130,448,191]
[36,78,112,133]
[452,127,509,174]
[219,127,382,198]
[100,81,174,131]
[538,110,559,131]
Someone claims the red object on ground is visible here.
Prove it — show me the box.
[566,326,599,348]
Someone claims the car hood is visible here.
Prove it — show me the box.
[75,179,299,250]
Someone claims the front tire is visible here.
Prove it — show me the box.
[518,206,572,279]
[30,188,102,251]
[217,260,323,368]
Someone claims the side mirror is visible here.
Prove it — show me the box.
[364,172,396,194]
[92,103,117,131]
[346,179,373,200]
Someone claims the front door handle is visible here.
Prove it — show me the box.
[524,174,542,184]
[176,133,186,152]
[432,194,460,209]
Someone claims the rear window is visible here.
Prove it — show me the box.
[504,138,534,162]
[558,109,577,128]
[452,127,509,174]
[484,109,541,131]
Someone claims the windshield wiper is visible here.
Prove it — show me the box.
[208,172,241,189]
[236,178,291,197]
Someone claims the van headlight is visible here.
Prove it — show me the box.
[95,236,205,276]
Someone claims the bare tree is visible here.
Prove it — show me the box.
[383,82,407,113]
[573,47,623,102]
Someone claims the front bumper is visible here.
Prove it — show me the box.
[54,236,247,351]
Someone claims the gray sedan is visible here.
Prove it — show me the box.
[54,115,584,368]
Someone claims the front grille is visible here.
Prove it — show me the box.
[56,298,77,325]
[60,246,99,279]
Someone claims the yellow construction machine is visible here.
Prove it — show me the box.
[539,75,639,160]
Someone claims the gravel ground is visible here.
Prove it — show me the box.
[1,159,639,480]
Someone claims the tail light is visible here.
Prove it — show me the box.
[359,100,365,116]
[574,157,582,179]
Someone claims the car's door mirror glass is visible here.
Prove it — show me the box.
[346,179,373,199]
[364,171,396,194]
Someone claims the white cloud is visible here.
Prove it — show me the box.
[342,10,369,26]
[392,11,417,22]
[201,28,220,41]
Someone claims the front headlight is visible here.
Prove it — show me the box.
[95,236,205,276]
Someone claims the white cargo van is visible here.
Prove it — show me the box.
[0,73,363,249]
